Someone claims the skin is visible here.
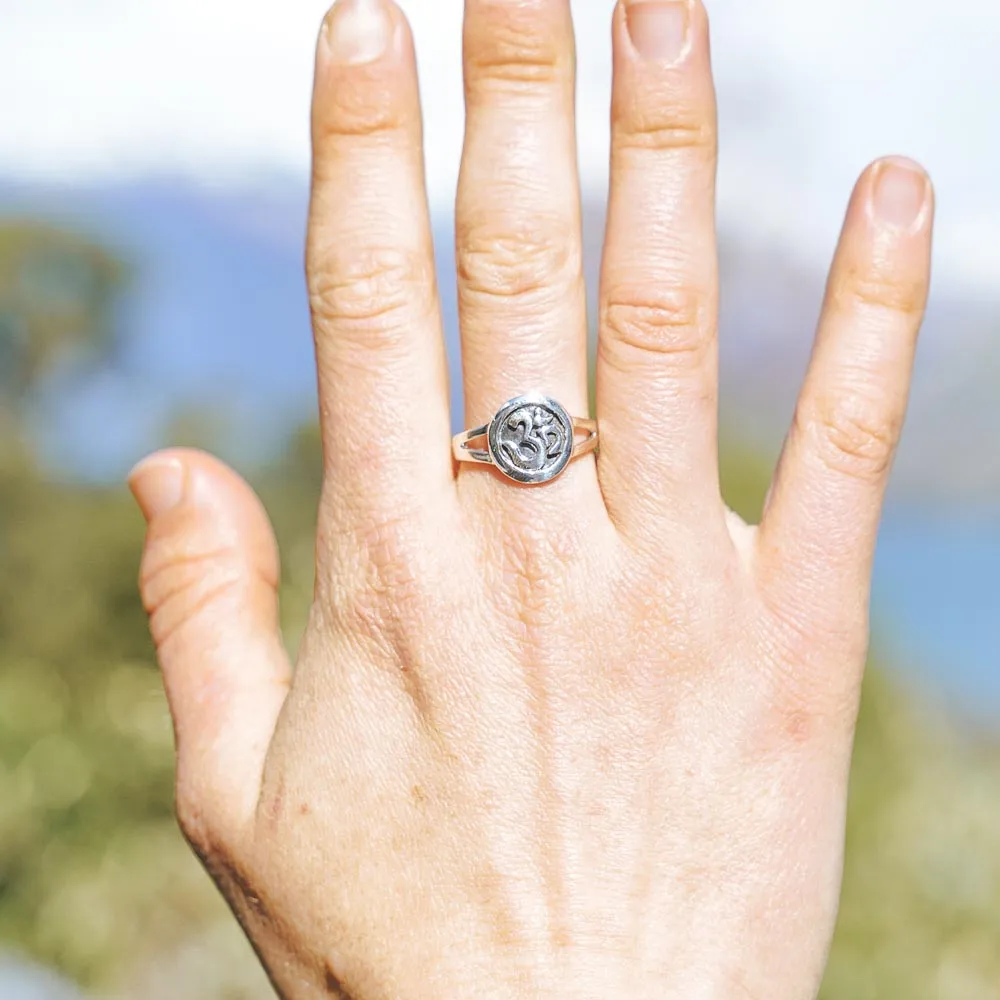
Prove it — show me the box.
[128,0,934,998]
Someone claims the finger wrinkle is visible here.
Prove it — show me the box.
[464,0,573,89]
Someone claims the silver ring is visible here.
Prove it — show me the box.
[452,393,599,485]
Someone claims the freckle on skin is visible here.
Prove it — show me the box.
[262,775,286,825]
[299,802,311,816]
[784,710,812,745]
[411,784,426,804]
[552,926,572,949]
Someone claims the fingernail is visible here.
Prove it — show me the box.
[625,1,691,64]
[129,456,186,522]
[872,158,928,230]
[322,0,395,65]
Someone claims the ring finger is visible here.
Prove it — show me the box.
[596,0,721,538]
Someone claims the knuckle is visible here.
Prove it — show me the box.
[761,586,870,672]
[465,3,567,91]
[314,78,408,143]
[805,391,900,483]
[750,597,867,728]
[493,513,582,630]
[835,266,927,319]
[321,505,429,637]
[600,283,708,368]
[308,247,433,334]
[139,535,246,653]
[175,772,224,857]
[353,509,424,605]
[615,97,715,155]
[317,507,451,716]
[456,216,580,302]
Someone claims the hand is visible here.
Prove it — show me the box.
[129,0,934,997]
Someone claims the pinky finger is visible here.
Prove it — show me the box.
[756,157,934,647]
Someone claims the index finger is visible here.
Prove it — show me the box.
[308,0,453,523]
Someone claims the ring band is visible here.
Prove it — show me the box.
[453,393,598,485]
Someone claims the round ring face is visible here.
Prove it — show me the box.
[488,395,574,485]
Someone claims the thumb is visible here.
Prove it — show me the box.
[129,448,290,847]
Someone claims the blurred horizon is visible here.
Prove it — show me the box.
[3,174,998,496]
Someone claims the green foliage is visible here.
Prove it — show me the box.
[0,222,127,406]
[0,456,177,985]
[825,669,1000,998]
[719,438,775,522]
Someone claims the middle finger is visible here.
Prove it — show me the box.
[455,0,590,472]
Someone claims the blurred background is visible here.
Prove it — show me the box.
[0,0,998,997]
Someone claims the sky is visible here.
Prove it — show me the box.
[2,0,999,295]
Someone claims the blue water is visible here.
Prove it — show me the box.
[874,509,998,716]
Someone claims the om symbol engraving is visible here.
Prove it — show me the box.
[497,405,569,474]
[487,395,575,484]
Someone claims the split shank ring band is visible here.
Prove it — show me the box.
[452,393,599,485]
